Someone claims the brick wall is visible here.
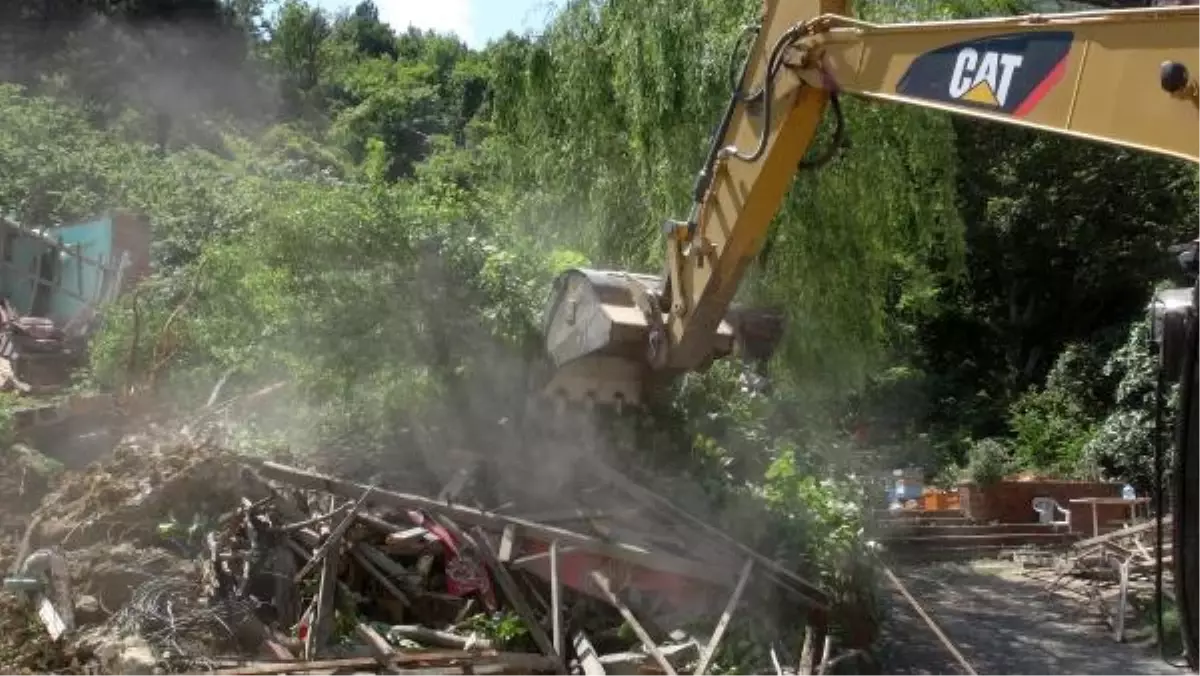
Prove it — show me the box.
[958,480,1127,532]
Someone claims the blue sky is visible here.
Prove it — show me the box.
[310,0,557,49]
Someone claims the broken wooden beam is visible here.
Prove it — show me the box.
[499,524,518,563]
[213,649,563,676]
[693,558,754,675]
[573,632,607,676]
[388,624,495,651]
[253,461,729,586]
[349,546,411,608]
[294,487,374,583]
[512,546,580,567]
[304,536,340,659]
[550,540,563,659]
[588,570,676,676]
[281,504,350,533]
[356,622,401,674]
[471,526,564,671]
[589,461,828,609]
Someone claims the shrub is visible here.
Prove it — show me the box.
[966,437,1013,486]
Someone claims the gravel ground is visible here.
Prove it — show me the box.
[876,559,1190,675]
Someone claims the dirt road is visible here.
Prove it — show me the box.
[876,560,1189,675]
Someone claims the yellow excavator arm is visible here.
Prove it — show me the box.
[540,1,1199,408]
[538,4,1199,661]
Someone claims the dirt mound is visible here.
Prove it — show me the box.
[32,430,259,551]
[0,428,270,674]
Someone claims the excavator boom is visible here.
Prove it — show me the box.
[539,1,1199,667]
[540,0,1200,667]
[539,1,1199,408]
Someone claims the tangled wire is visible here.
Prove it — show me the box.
[105,577,261,672]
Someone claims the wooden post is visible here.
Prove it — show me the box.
[797,618,825,676]
[499,524,518,563]
[470,526,563,671]
[588,570,676,676]
[550,540,563,659]
[694,559,754,675]
[815,635,833,675]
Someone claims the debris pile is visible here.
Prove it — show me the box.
[0,339,866,676]
[0,424,853,675]
[1025,515,1176,644]
[169,457,836,674]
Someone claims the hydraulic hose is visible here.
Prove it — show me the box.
[690,23,761,208]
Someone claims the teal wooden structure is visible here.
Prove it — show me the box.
[0,213,133,325]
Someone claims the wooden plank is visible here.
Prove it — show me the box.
[588,570,676,676]
[294,488,374,583]
[470,526,564,672]
[356,622,401,674]
[282,505,349,533]
[550,540,563,659]
[513,508,617,523]
[304,541,339,659]
[213,649,563,676]
[588,461,828,608]
[572,632,607,676]
[384,525,433,542]
[797,621,823,676]
[350,546,411,608]
[693,559,754,675]
[255,461,728,586]
[879,562,977,676]
[388,624,495,651]
[1072,514,1173,550]
[512,546,580,567]
[29,251,43,311]
[815,635,833,675]
[499,524,518,563]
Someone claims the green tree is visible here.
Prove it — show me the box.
[269,0,332,119]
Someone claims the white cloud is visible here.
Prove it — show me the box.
[372,0,475,46]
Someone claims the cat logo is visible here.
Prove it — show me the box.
[948,49,1024,108]
[896,31,1074,118]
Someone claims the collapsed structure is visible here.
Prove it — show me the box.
[0,393,853,675]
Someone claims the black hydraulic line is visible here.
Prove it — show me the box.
[690,23,761,208]
[797,94,845,171]
[725,24,808,164]
[692,20,826,209]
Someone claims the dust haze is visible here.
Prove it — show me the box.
[0,0,855,642]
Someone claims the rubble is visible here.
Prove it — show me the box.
[0,413,863,675]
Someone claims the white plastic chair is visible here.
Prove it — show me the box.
[1032,496,1070,525]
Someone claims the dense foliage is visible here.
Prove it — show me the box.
[1,0,1196,669]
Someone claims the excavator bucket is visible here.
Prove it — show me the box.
[538,268,785,408]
